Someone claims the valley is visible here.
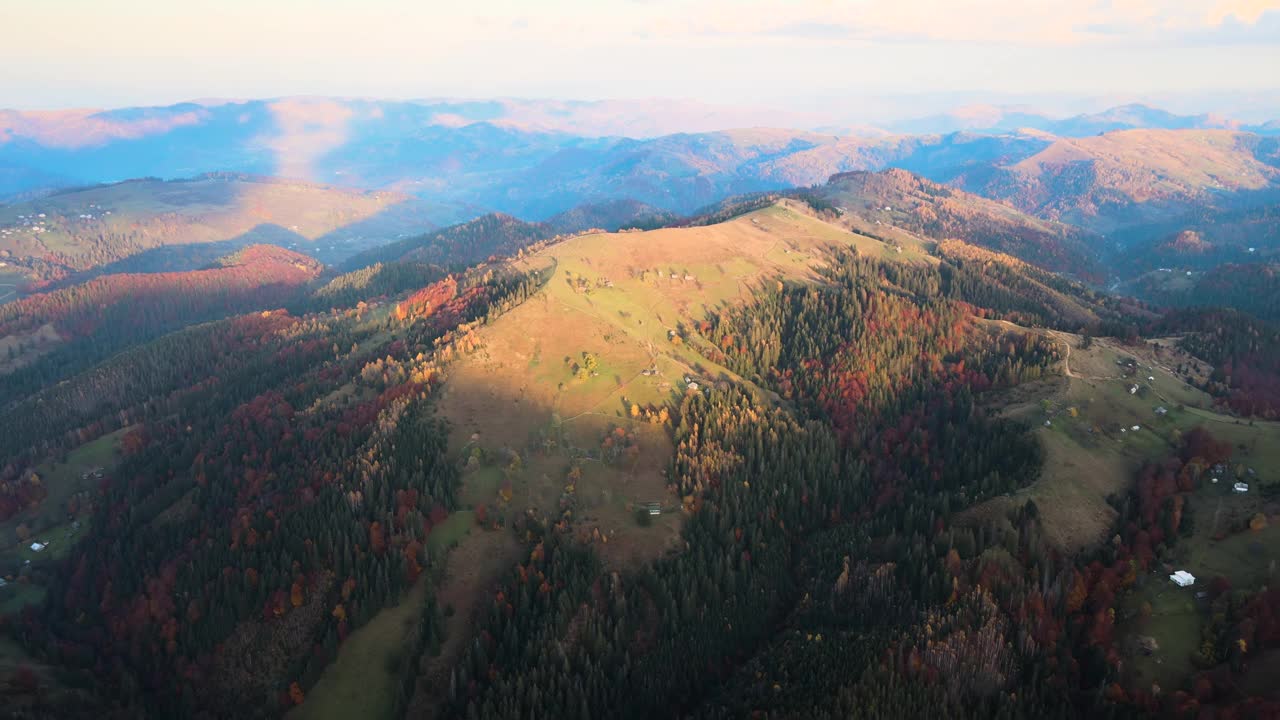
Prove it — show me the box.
[1,100,1280,720]
[0,175,451,285]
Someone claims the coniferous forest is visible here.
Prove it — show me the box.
[0,200,1278,720]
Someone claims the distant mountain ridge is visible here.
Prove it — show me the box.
[954,129,1280,236]
[0,99,1057,221]
[893,102,1279,137]
[6,97,1273,222]
[5,97,1280,290]
[817,168,1105,280]
[0,173,449,283]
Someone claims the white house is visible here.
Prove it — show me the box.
[1132,425,1141,431]
[1170,570,1195,587]
[1233,482,1249,494]
[29,542,46,553]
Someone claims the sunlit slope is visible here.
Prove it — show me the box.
[819,168,1105,280]
[967,328,1280,552]
[435,201,927,566]
[959,129,1280,235]
[0,174,446,282]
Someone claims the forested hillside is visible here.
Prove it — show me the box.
[957,130,1280,237]
[819,168,1105,280]
[0,175,443,284]
[0,245,324,404]
[0,199,1276,720]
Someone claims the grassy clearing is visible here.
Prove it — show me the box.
[973,330,1280,553]
[1018,335,1280,691]
[1120,490,1279,692]
[0,266,28,305]
[0,427,126,555]
[0,582,46,616]
[427,512,475,555]
[1121,579,1203,691]
[12,519,88,563]
[437,202,925,569]
[288,578,429,720]
[407,528,521,715]
[971,327,1280,694]
[0,429,125,625]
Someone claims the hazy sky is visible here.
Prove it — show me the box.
[3,0,1280,115]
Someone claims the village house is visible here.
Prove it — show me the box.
[1233,482,1249,494]
[1169,570,1195,587]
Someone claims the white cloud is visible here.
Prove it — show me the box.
[0,0,1276,109]
[1208,0,1280,23]
[652,0,1280,46]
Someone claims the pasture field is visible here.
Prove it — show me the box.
[974,330,1280,552]
[288,578,430,720]
[437,203,928,569]
[973,328,1279,695]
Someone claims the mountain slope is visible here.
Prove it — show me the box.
[0,174,446,284]
[0,245,323,391]
[894,102,1279,137]
[1131,262,1280,323]
[2,99,1054,222]
[9,193,1278,718]
[543,198,676,234]
[957,129,1280,235]
[817,168,1105,280]
[342,200,680,274]
[339,213,555,271]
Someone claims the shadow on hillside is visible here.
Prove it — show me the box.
[42,191,458,291]
[44,224,311,290]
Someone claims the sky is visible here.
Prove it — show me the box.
[3,0,1280,119]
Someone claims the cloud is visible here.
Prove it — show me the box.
[256,98,353,180]
[665,0,1280,47]
[1208,0,1280,23]
[761,22,853,39]
[0,108,208,149]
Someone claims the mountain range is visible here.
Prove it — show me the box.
[892,102,1280,137]
[4,94,1280,719]
[3,97,1280,292]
